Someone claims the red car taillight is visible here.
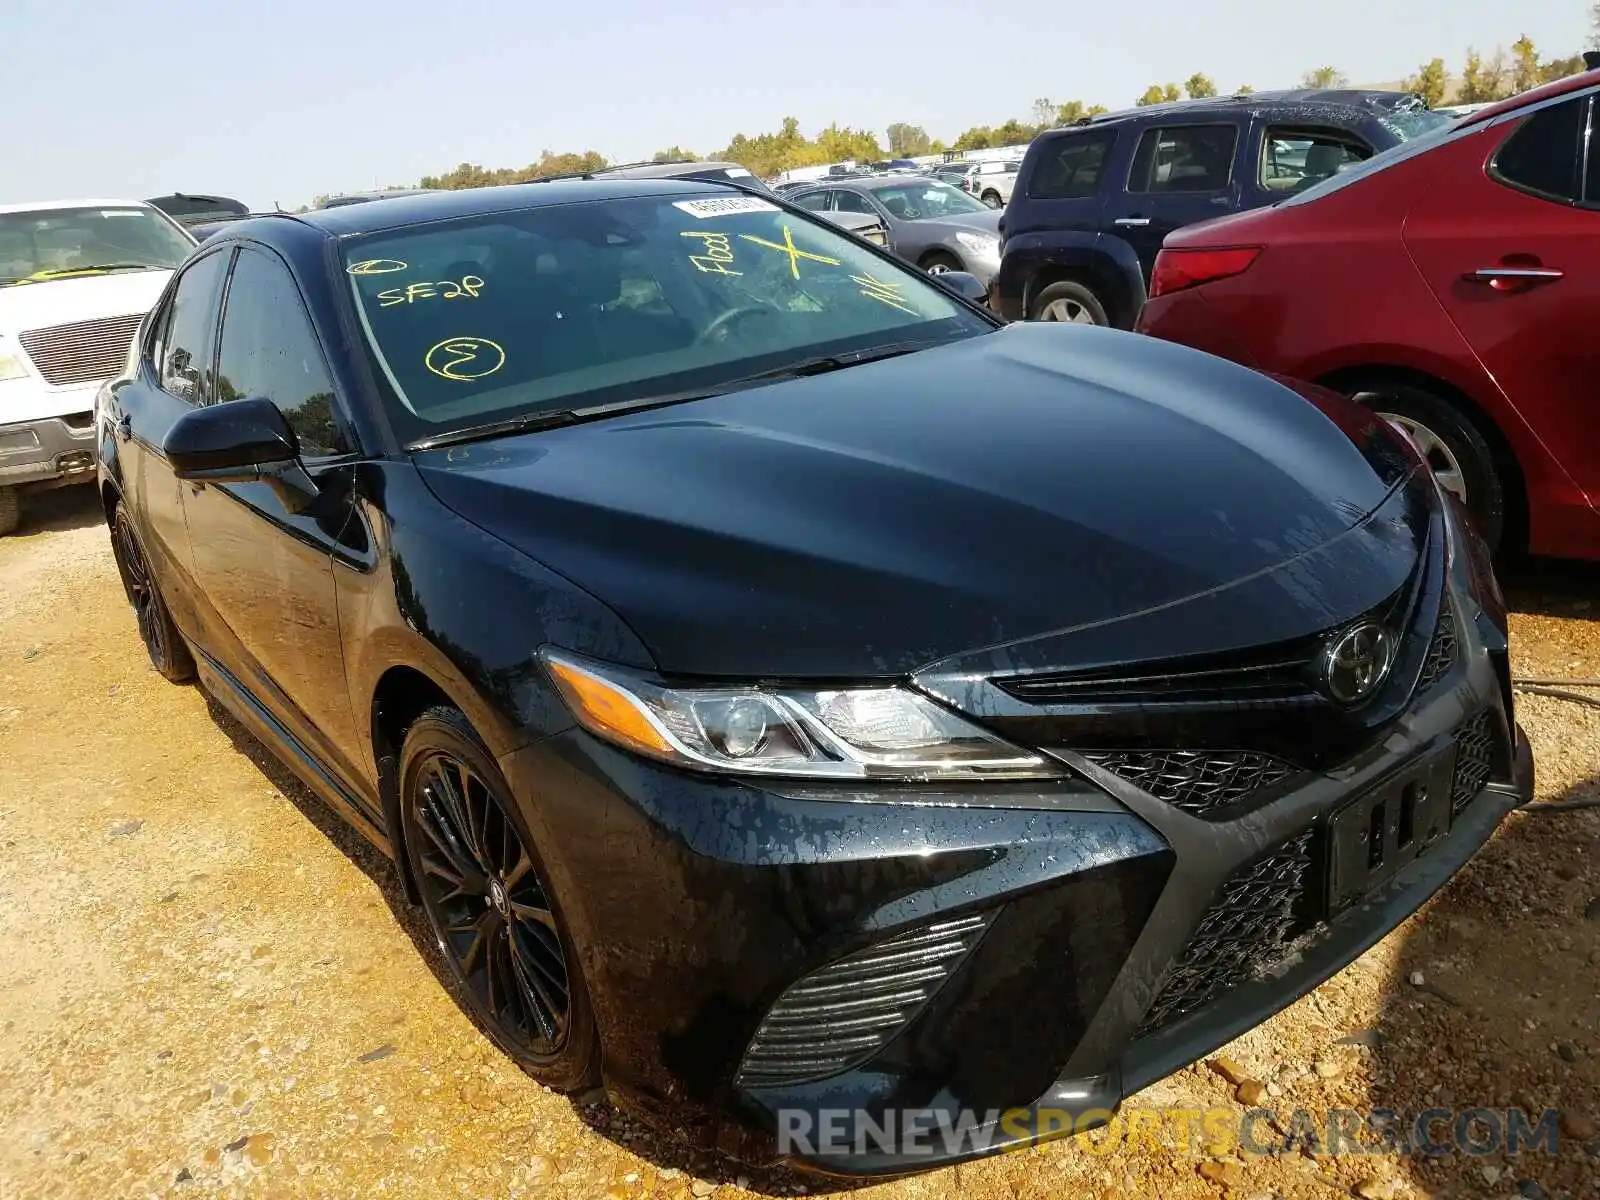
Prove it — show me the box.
[1148,246,1262,298]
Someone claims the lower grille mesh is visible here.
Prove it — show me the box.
[1135,831,1314,1039]
[736,913,992,1088]
[19,312,143,387]
[1080,749,1297,818]
[1450,711,1496,815]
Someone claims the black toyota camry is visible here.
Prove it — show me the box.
[97,180,1531,1174]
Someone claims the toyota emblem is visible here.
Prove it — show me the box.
[1320,621,1397,704]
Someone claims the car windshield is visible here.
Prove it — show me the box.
[869,181,991,219]
[0,206,194,287]
[1366,94,1458,143]
[341,193,991,443]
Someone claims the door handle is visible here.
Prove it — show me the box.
[116,414,133,441]
[1114,217,1151,227]
[1465,266,1563,286]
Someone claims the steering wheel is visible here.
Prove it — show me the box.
[698,304,780,345]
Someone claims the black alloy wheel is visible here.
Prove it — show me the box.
[400,707,598,1089]
[110,503,194,682]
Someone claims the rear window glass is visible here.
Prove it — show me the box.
[1491,96,1585,202]
[1028,132,1114,199]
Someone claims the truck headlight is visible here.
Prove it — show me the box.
[543,648,1056,781]
[0,352,29,382]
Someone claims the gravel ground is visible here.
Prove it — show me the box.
[1,487,1598,1200]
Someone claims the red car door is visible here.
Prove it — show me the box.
[1403,91,1600,542]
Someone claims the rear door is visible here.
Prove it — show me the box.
[1006,127,1117,241]
[1114,120,1245,279]
[1403,90,1600,512]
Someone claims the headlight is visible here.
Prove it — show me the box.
[0,350,29,382]
[542,648,1056,781]
[954,231,1000,257]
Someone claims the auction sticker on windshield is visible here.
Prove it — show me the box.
[672,197,779,219]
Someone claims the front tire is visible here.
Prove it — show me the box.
[400,706,600,1092]
[922,251,961,275]
[1030,280,1109,326]
[110,503,194,682]
[980,190,1003,208]
[1348,382,1506,551]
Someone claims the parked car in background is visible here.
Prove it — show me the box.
[590,160,777,194]
[147,193,249,228]
[317,188,441,209]
[788,176,1003,289]
[941,160,1021,207]
[190,213,273,241]
[994,89,1455,328]
[98,178,1527,1175]
[0,199,195,533]
[1136,68,1600,560]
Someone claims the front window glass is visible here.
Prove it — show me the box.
[868,182,990,219]
[342,195,990,443]
[0,206,194,287]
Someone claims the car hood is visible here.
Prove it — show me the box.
[909,210,1002,237]
[416,323,1421,679]
[0,269,171,336]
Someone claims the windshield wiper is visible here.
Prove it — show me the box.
[407,339,951,452]
[13,263,157,284]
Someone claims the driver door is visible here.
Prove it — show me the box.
[178,243,373,813]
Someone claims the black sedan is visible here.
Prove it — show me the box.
[97,181,1530,1175]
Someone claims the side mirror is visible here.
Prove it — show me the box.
[163,396,320,514]
[930,270,989,305]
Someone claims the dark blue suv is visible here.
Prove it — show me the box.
[992,90,1455,327]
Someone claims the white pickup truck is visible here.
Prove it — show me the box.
[0,199,195,534]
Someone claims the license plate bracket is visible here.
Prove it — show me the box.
[1326,745,1457,914]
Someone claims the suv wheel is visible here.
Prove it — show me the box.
[1030,280,1109,326]
[980,190,1003,208]
[1350,382,1507,551]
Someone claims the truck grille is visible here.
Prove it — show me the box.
[1079,749,1298,818]
[735,913,992,1088]
[1135,830,1315,1039]
[18,313,143,387]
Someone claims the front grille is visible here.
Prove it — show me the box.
[735,913,992,1088]
[1416,601,1458,694]
[1079,749,1298,818]
[18,313,143,387]
[1135,831,1315,1039]
[1450,711,1496,815]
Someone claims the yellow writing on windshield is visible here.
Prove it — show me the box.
[424,336,506,382]
[849,273,917,314]
[739,226,840,279]
[680,231,742,276]
[377,276,485,307]
[347,259,409,276]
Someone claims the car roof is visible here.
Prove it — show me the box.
[590,160,749,178]
[1077,88,1422,128]
[1458,67,1600,128]
[228,178,742,244]
[0,197,160,215]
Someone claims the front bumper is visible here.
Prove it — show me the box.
[497,492,1525,1176]
[0,407,98,488]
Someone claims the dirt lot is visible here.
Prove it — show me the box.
[2,486,1598,1200]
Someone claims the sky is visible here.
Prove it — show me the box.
[5,0,1590,210]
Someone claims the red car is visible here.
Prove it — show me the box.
[1136,69,1600,560]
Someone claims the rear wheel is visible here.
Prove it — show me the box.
[110,503,194,682]
[1348,382,1507,550]
[400,706,600,1092]
[1030,280,1109,326]
[980,190,1003,208]
[0,487,18,536]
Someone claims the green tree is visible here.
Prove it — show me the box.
[1184,73,1218,98]
[1511,34,1541,93]
[1055,99,1087,125]
[1236,83,1255,94]
[886,122,932,156]
[419,150,610,190]
[1136,83,1179,106]
[929,138,947,154]
[1406,57,1449,106]
[651,146,699,163]
[993,117,1033,144]
[953,125,995,150]
[813,122,882,163]
[1540,54,1586,83]
[1301,65,1348,88]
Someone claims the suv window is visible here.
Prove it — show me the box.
[215,246,349,457]
[158,249,229,403]
[1028,131,1114,199]
[1493,96,1585,203]
[1260,129,1369,192]
[1128,124,1239,193]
